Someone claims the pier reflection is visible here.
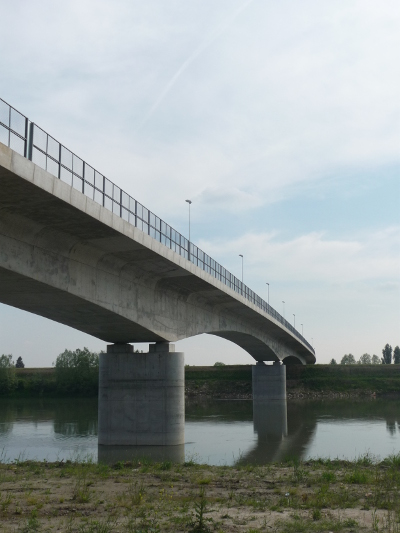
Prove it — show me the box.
[98,444,185,464]
[236,399,316,465]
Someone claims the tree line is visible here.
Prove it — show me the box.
[330,344,400,365]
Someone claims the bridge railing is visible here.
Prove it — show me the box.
[0,97,315,354]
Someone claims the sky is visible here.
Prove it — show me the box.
[0,0,399,367]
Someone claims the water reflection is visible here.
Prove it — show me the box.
[0,396,399,464]
[98,444,185,464]
[237,400,316,464]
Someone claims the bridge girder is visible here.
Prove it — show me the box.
[0,143,315,365]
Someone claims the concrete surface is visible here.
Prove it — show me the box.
[252,363,287,400]
[98,343,185,446]
[0,142,315,364]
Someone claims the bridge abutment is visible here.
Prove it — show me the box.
[252,362,287,400]
[98,342,185,447]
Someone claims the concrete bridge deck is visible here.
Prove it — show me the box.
[0,141,315,365]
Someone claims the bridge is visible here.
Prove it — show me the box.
[0,97,315,451]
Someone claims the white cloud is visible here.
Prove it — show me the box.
[0,0,399,366]
[198,226,400,285]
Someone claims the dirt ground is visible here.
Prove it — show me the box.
[0,457,399,532]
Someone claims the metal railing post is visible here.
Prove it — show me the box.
[27,122,34,161]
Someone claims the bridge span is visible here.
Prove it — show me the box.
[0,98,315,449]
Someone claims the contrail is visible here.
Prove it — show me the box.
[137,0,255,132]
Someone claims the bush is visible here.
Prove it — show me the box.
[214,362,226,367]
[54,348,99,394]
[0,354,17,394]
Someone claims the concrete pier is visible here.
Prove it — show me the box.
[98,342,185,446]
[252,362,286,400]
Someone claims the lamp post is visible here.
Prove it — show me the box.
[185,200,192,247]
[293,314,295,329]
[301,323,303,336]
[282,301,285,318]
[266,283,269,307]
[239,254,243,286]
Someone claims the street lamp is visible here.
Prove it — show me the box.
[282,301,285,318]
[301,323,303,336]
[293,314,295,329]
[239,254,243,285]
[185,199,192,244]
[266,283,269,307]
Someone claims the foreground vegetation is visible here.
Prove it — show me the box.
[0,455,399,532]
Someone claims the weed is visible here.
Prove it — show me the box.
[345,468,369,484]
[372,509,380,531]
[188,487,213,533]
[72,469,92,503]
[312,508,321,521]
[128,480,146,506]
[197,477,212,485]
[159,460,172,471]
[125,508,160,533]
[321,471,336,483]
[77,518,116,533]
[19,510,40,532]
[1,492,12,513]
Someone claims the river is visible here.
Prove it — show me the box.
[0,397,399,465]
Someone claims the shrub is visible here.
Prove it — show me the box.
[0,354,17,394]
[54,348,99,394]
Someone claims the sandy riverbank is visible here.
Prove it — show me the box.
[1,456,399,532]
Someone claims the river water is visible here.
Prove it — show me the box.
[0,397,399,465]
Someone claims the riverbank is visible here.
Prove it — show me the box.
[3,364,400,398]
[1,456,399,532]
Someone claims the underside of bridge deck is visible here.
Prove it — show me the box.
[0,142,315,365]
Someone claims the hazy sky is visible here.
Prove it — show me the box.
[0,0,399,366]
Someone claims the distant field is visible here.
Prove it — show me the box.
[1,364,399,397]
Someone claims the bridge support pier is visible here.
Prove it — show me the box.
[98,342,185,447]
[252,362,286,400]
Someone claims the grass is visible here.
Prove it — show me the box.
[5,363,400,398]
[0,454,399,531]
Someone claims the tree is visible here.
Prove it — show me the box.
[371,354,381,365]
[15,356,25,368]
[54,348,99,394]
[330,358,337,365]
[214,362,226,367]
[340,354,356,365]
[381,344,392,365]
[358,353,371,365]
[0,354,16,393]
[394,346,400,365]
